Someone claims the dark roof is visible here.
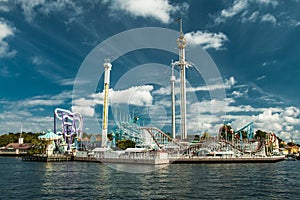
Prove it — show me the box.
[5,143,32,150]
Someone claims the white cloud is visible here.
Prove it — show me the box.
[221,0,248,18]
[261,13,276,25]
[39,0,82,16]
[72,97,95,117]
[107,0,188,24]
[255,0,279,7]
[111,85,153,106]
[0,65,20,77]
[215,0,249,23]
[0,0,9,12]
[256,109,280,123]
[256,75,266,80]
[284,116,300,124]
[72,85,154,117]
[18,0,45,22]
[241,11,277,26]
[242,11,259,23]
[17,0,82,22]
[225,77,237,87]
[0,110,54,134]
[72,105,95,117]
[23,99,64,107]
[284,106,299,117]
[213,0,283,26]
[231,90,244,98]
[0,91,74,134]
[184,94,300,143]
[32,56,43,65]
[285,125,294,132]
[0,19,16,57]
[7,91,72,109]
[155,77,236,96]
[185,31,229,50]
[92,85,154,107]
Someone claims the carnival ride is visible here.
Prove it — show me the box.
[111,117,279,157]
[53,108,83,153]
[234,122,255,141]
[113,117,144,144]
[111,116,182,151]
[183,122,278,157]
[38,130,62,156]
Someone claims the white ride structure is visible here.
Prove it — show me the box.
[172,18,191,140]
[101,58,112,147]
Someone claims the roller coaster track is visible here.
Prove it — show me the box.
[119,123,144,142]
[139,127,183,150]
[221,139,265,154]
[185,139,265,154]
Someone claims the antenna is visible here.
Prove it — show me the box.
[176,17,183,35]
[104,57,111,63]
[20,125,23,138]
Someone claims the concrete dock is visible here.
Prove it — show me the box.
[22,154,73,162]
[170,156,286,163]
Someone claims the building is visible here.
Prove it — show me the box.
[0,138,32,155]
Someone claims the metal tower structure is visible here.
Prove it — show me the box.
[172,18,189,140]
[101,58,112,147]
[170,62,176,139]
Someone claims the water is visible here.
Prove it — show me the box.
[0,157,299,199]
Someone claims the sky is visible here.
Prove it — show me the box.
[0,0,300,143]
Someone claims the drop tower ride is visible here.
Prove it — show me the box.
[101,58,112,147]
[172,18,188,140]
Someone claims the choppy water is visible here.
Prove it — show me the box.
[0,157,299,199]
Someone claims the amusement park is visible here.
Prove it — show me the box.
[11,20,287,163]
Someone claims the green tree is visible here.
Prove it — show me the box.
[107,133,113,141]
[116,139,136,150]
[254,130,267,139]
[201,132,211,140]
[219,124,233,140]
[191,135,200,143]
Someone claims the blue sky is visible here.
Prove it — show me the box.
[0,0,300,143]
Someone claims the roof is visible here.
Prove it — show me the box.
[38,131,62,141]
[5,143,32,150]
[92,147,112,152]
[125,148,147,153]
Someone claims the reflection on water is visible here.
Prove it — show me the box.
[1,157,300,199]
[105,163,170,173]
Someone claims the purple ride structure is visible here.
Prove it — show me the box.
[54,108,83,154]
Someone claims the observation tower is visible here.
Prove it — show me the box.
[101,58,112,147]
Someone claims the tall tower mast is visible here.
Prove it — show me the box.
[170,62,176,139]
[101,58,112,147]
[175,18,188,140]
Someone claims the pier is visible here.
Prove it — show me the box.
[22,154,73,162]
[170,156,286,164]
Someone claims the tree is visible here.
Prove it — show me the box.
[191,135,200,143]
[254,130,267,139]
[116,139,136,150]
[201,132,210,140]
[219,124,233,140]
[107,133,113,141]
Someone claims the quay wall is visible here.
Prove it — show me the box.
[170,156,285,163]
